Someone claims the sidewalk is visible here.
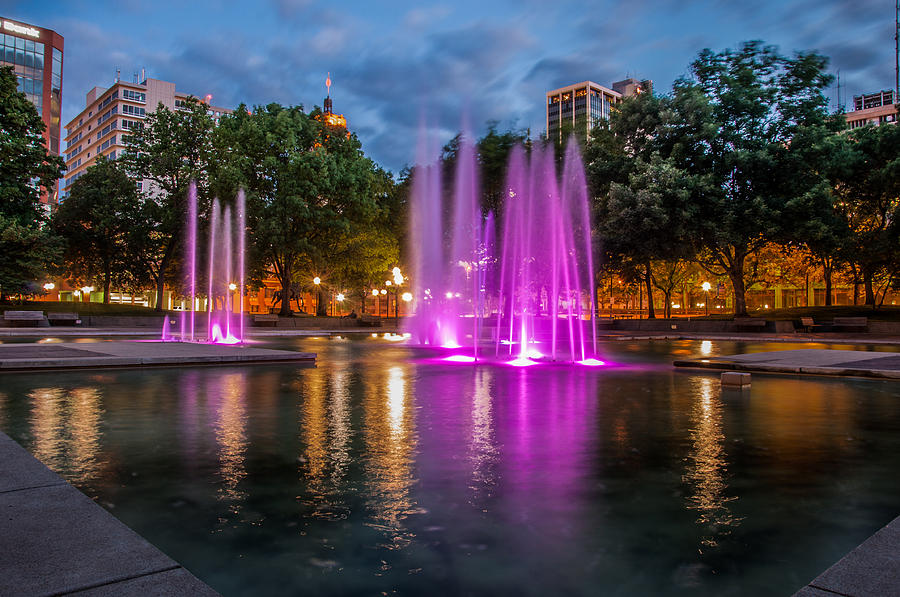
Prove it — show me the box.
[0,433,219,596]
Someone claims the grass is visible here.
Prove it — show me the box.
[0,301,167,317]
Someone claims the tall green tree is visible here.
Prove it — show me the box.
[212,103,389,316]
[122,96,214,310]
[52,157,144,302]
[830,122,900,306]
[0,65,65,299]
[0,65,64,222]
[676,41,834,314]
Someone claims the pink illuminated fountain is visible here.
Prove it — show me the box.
[164,183,246,344]
[406,133,600,366]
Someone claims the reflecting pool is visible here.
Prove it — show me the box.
[1,337,899,596]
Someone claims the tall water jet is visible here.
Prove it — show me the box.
[175,183,247,344]
[407,129,598,365]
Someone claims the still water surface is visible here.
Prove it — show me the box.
[1,337,899,596]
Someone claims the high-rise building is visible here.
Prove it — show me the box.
[62,76,231,199]
[546,78,652,144]
[845,89,897,129]
[0,16,64,206]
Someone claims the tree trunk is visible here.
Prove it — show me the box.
[863,269,876,306]
[728,256,748,316]
[278,271,292,316]
[644,261,655,319]
[662,290,671,318]
[316,288,327,316]
[103,267,111,305]
[823,260,833,306]
[154,239,178,312]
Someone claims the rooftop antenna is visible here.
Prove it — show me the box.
[133,71,138,84]
[836,69,842,113]
[324,72,333,114]
[115,67,120,83]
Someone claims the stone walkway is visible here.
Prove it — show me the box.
[0,433,218,596]
[794,514,900,596]
[674,348,900,379]
[0,341,315,371]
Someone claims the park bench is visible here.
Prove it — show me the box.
[3,311,47,327]
[47,312,81,326]
[358,314,382,327]
[832,316,868,332]
[798,317,826,333]
[733,317,767,331]
[251,314,279,327]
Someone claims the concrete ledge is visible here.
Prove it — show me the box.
[675,349,900,380]
[0,433,219,596]
[0,341,316,372]
[794,515,900,597]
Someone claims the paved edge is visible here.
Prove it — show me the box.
[793,515,900,597]
[672,359,900,380]
[0,432,220,596]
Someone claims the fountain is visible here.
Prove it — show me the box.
[162,182,247,344]
[406,133,600,366]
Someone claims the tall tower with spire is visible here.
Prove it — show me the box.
[321,72,346,129]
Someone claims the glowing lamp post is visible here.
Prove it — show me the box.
[336,293,344,317]
[701,282,711,316]
[43,282,55,291]
[313,277,321,316]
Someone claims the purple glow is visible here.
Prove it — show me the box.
[165,184,248,345]
[577,358,606,367]
[507,357,538,367]
[405,128,600,365]
[444,354,478,363]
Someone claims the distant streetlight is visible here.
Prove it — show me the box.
[385,280,392,286]
[401,292,412,302]
[701,281,712,316]
[43,282,55,291]
[313,277,321,315]
[228,283,237,291]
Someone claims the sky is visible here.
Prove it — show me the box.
[4,0,898,173]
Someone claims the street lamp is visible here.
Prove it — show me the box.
[43,282,55,291]
[336,293,344,316]
[313,277,321,316]
[702,282,711,316]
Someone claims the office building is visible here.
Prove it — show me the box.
[1,16,64,206]
[62,75,231,199]
[845,89,897,129]
[546,77,651,144]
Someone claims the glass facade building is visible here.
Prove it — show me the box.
[0,17,64,206]
[546,78,651,144]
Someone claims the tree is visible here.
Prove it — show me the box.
[674,42,834,314]
[477,122,529,219]
[0,66,65,300]
[52,157,143,302]
[0,66,65,223]
[830,123,900,306]
[122,96,214,311]
[0,214,61,300]
[211,103,388,316]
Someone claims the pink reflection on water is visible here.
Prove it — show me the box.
[444,355,477,363]
[578,358,606,367]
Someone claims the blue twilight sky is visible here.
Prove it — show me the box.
[3,0,897,173]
